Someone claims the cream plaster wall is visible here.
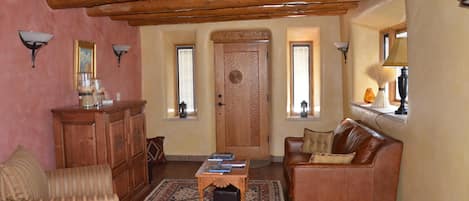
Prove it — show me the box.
[350,25,381,101]
[343,0,469,200]
[141,16,344,157]
[340,0,406,112]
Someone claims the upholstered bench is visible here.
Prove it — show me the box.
[0,146,119,201]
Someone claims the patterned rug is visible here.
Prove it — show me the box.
[145,179,284,201]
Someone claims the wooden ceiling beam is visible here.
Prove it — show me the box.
[87,0,360,16]
[128,9,348,26]
[111,2,358,21]
[47,0,140,9]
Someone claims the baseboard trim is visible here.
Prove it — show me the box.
[166,155,284,163]
[271,156,284,163]
[166,155,209,162]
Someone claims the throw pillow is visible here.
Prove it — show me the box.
[302,128,333,153]
[147,136,167,164]
[0,146,49,201]
[309,152,356,164]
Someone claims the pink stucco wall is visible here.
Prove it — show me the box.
[0,1,142,169]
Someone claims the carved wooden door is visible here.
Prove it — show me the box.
[214,41,270,160]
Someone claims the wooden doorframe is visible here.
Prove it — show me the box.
[211,30,271,43]
[211,30,271,160]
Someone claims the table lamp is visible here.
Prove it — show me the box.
[383,38,408,115]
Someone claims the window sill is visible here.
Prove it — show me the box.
[286,116,320,121]
[350,102,407,123]
[165,116,198,121]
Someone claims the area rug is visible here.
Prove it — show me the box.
[145,179,284,201]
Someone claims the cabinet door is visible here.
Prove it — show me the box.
[113,169,131,201]
[109,120,128,168]
[129,114,145,156]
[131,153,147,191]
[63,124,97,167]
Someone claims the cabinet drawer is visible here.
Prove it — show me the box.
[131,153,147,190]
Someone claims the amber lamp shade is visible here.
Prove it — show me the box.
[364,88,375,103]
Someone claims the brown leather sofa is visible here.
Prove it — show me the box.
[283,118,403,201]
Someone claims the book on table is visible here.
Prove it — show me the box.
[207,152,235,161]
[220,160,246,168]
[207,165,232,173]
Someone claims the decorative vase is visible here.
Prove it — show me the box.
[364,88,375,103]
[371,87,390,108]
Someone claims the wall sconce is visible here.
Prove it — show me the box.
[112,44,130,67]
[460,0,469,7]
[334,42,349,64]
[18,30,54,68]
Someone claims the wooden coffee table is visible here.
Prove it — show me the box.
[195,160,250,201]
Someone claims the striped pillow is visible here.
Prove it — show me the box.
[0,146,49,201]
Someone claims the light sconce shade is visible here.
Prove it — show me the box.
[112,44,130,67]
[460,0,469,7]
[383,38,408,115]
[18,30,54,68]
[334,42,349,63]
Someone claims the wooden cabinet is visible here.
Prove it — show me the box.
[52,100,148,201]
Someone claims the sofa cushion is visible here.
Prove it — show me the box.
[332,119,356,153]
[309,152,356,164]
[334,126,371,154]
[0,146,49,201]
[302,129,333,153]
[352,136,385,164]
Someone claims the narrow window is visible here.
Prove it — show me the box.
[383,33,390,95]
[290,42,313,115]
[176,45,196,115]
[383,33,390,60]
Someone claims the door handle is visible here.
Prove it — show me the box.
[218,102,225,106]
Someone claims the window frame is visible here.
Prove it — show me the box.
[380,23,406,103]
[175,44,197,116]
[289,41,314,116]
